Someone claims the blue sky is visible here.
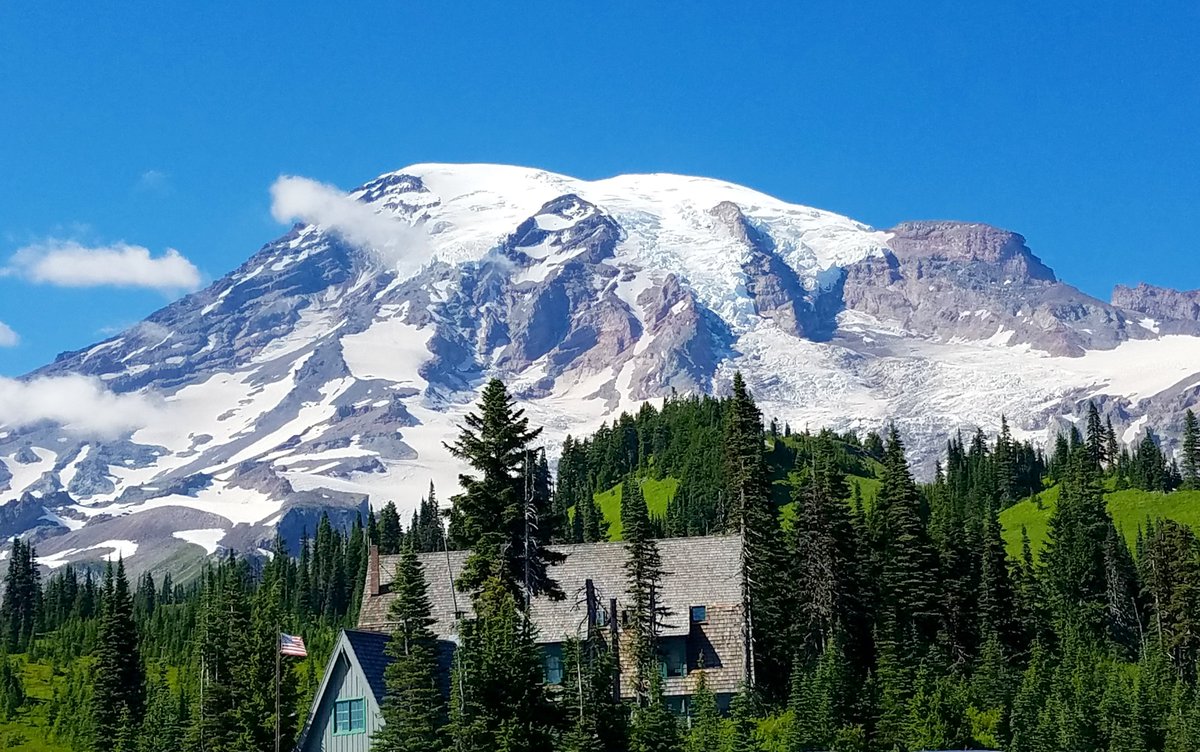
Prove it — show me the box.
[1,1,1197,375]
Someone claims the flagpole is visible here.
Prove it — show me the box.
[275,629,282,752]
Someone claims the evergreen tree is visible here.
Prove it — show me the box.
[374,546,447,752]
[1182,410,1200,490]
[870,425,940,663]
[0,655,25,721]
[729,688,761,752]
[558,631,625,752]
[139,668,185,752]
[379,501,405,554]
[1042,446,1116,642]
[622,476,666,706]
[791,439,861,663]
[446,573,555,752]
[447,378,564,603]
[629,671,681,752]
[0,537,41,652]
[90,557,145,751]
[1086,401,1106,469]
[903,663,971,752]
[723,372,789,701]
[685,671,721,752]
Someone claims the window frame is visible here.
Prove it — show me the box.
[542,643,565,685]
[332,697,367,736]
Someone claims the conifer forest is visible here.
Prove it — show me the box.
[3,375,1200,752]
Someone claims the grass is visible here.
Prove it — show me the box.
[592,467,880,539]
[595,476,679,540]
[0,658,72,751]
[1000,484,1200,560]
[780,474,880,527]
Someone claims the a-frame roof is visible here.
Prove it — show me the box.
[294,629,392,751]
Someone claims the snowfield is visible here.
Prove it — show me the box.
[2,163,1198,574]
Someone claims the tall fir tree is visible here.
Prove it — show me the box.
[870,425,940,664]
[446,573,556,752]
[723,371,789,702]
[374,546,447,752]
[378,501,405,554]
[622,476,666,706]
[447,378,564,603]
[1182,409,1200,490]
[90,557,145,751]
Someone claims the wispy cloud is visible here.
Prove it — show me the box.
[270,175,429,274]
[135,169,170,194]
[0,375,161,438]
[0,322,17,347]
[5,241,202,293]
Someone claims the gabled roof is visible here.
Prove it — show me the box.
[295,628,392,751]
[359,535,744,643]
[344,629,391,705]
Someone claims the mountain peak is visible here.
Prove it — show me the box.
[886,220,1056,282]
[5,164,1200,577]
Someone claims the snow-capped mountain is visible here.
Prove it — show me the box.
[5,163,1200,574]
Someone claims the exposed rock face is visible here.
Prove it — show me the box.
[1113,283,1200,325]
[841,221,1146,356]
[2,164,1199,576]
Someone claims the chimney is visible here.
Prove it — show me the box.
[368,544,380,597]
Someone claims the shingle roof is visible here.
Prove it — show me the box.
[359,535,744,644]
[344,629,391,703]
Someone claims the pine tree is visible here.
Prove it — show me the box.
[379,501,405,554]
[558,631,625,752]
[447,573,555,752]
[1086,401,1106,470]
[1182,409,1200,490]
[0,537,41,652]
[90,557,145,751]
[629,671,681,752]
[723,372,789,701]
[139,668,185,752]
[871,425,940,663]
[729,688,760,752]
[447,378,564,603]
[1042,446,1114,642]
[622,476,666,706]
[791,439,861,663]
[374,547,446,752]
[903,663,971,752]
[0,655,25,721]
[685,671,721,752]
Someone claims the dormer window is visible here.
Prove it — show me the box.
[690,605,707,624]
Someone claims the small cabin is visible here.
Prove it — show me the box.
[295,630,391,752]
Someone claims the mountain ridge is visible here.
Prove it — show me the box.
[4,163,1200,575]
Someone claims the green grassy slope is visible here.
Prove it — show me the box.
[1000,484,1200,559]
[0,659,73,751]
[595,476,679,540]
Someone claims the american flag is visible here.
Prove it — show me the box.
[280,633,308,658]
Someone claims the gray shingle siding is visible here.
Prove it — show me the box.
[358,534,747,698]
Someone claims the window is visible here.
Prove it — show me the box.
[658,638,687,678]
[333,698,366,735]
[690,605,707,624]
[542,644,565,685]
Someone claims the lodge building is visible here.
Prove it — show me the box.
[296,534,746,751]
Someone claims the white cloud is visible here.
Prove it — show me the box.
[0,375,161,438]
[135,169,170,193]
[0,322,17,347]
[270,175,429,274]
[6,241,202,292]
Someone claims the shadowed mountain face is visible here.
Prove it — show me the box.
[4,163,1200,576]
